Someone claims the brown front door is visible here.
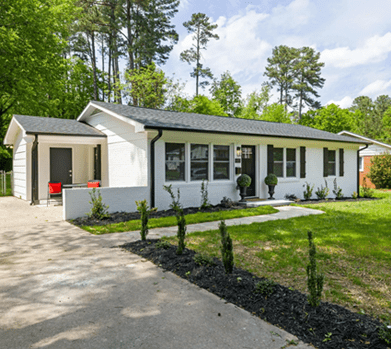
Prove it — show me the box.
[241,145,256,197]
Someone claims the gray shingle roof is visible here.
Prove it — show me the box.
[14,114,106,137]
[90,101,368,144]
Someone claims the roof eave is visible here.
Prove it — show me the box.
[144,126,369,145]
[25,131,107,138]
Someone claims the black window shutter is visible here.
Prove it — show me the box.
[323,148,328,177]
[339,149,344,177]
[300,146,306,178]
[267,145,274,175]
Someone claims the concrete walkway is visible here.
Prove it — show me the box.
[98,205,324,243]
[0,197,317,349]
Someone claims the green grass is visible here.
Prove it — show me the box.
[0,174,12,197]
[165,191,391,322]
[81,205,278,235]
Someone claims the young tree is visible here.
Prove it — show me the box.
[180,13,219,96]
[210,71,242,117]
[264,45,298,111]
[292,47,325,120]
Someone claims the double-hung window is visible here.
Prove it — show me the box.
[165,143,185,181]
[273,148,284,177]
[213,145,230,180]
[328,150,336,176]
[190,144,208,181]
[286,149,296,177]
[272,148,297,178]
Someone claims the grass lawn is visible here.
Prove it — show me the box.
[0,174,12,197]
[165,191,391,323]
[81,205,278,235]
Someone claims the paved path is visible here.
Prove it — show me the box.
[98,205,324,243]
[0,197,318,349]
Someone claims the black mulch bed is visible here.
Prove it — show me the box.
[297,197,379,205]
[71,204,246,226]
[120,239,389,349]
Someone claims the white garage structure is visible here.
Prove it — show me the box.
[4,101,369,219]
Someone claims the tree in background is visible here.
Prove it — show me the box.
[180,13,219,96]
[292,47,325,120]
[122,63,167,109]
[264,45,297,111]
[382,107,391,143]
[238,85,271,120]
[300,104,357,134]
[210,71,242,117]
[264,45,325,117]
[169,95,226,116]
[261,103,291,123]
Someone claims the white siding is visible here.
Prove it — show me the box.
[153,131,361,210]
[360,144,391,157]
[12,131,28,200]
[85,112,148,187]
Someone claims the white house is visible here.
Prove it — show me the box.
[338,130,391,188]
[4,101,369,219]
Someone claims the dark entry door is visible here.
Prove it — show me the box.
[241,145,256,197]
[50,148,72,185]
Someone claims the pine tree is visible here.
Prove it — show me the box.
[180,13,219,96]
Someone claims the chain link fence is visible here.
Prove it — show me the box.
[0,170,13,196]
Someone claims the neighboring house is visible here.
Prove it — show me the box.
[4,101,368,216]
[338,131,391,188]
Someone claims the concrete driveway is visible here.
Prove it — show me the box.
[0,197,311,349]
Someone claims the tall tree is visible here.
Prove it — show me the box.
[180,13,219,96]
[210,71,242,117]
[264,45,297,111]
[292,47,325,120]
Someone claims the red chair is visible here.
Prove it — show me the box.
[87,180,100,188]
[47,182,62,206]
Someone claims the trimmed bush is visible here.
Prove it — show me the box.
[237,174,251,187]
[264,173,278,186]
[367,154,391,189]
[220,220,234,274]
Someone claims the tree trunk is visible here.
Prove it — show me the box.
[101,35,105,101]
[91,31,98,100]
[108,39,112,103]
[195,25,200,96]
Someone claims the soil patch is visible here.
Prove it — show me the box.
[121,239,389,349]
[72,204,248,227]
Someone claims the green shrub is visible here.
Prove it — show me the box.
[200,180,211,209]
[303,182,314,200]
[315,180,329,200]
[220,220,234,274]
[135,199,157,241]
[366,154,391,189]
[193,253,216,266]
[352,191,358,199]
[163,185,187,255]
[306,231,324,307]
[254,279,276,296]
[87,188,109,220]
[332,179,343,199]
[360,177,374,198]
[237,174,251,187]
[264,173,278,186]
[155,240,171,249]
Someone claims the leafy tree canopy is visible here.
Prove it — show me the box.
[210,71,242,117]
[170,95,227,116]
[238,85,270,120]
[300,103,358,133]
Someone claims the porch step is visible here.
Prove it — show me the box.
[244,199,293,208]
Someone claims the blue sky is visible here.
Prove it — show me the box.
[161,0,391,108]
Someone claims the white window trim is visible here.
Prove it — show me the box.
[164,142,232,184]
[274,147,298,179]
[359,156,364,172]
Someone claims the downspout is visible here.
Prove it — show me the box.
[150,129,163,208]
[357,144,369,197]
[30,135,38,205]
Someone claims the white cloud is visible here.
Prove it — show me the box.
[325,96,354,108]
[359,80,391,96]
[268,0,313,29]
[321,32,391,68]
